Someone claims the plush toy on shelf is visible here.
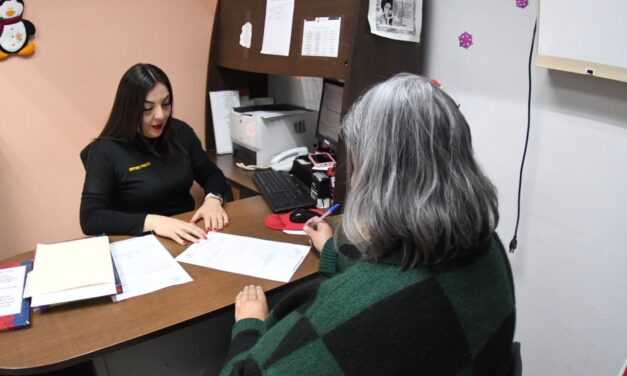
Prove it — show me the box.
[0,0,36,60]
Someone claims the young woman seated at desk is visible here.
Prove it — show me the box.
[220,74,516,375]
[80,63,228,245]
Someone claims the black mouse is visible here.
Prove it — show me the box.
[289,209,318,223]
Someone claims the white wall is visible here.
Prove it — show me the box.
[422,1,627,375]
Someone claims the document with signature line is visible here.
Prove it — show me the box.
[176,232,310,282]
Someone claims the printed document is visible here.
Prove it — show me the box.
[301,77,323,111]
[176,232,310,282]
[209,90,241,154]
[110,235,193,302]
[301,17,341,57]
[261,0,295,56]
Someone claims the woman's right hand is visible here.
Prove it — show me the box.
[303,218,334,253]
[144,214,207,245]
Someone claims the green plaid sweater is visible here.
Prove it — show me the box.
[220,234,516,375]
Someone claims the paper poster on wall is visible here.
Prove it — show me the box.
[367,0,422,43]
[301,17,341,58]
[239,22,252,49]
[301,77,323,111]
[261,0,295,56]
[209,90,241,154]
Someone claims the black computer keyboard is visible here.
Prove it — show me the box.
[252,170,316,213]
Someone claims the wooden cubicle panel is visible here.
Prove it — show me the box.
[212,0,356,77]
[205,0,425,201]
[333,0,425,200]
[205,0,358,151]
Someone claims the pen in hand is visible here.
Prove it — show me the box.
[306,203,341,230]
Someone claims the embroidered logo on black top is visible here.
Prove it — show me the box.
[128,162,151,172]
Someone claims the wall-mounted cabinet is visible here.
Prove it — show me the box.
[205,0,425,200]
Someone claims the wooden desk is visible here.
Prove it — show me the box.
[0,196,319,375]
[208,151,258,200]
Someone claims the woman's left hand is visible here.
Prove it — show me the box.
[190,197,229,232]
[235,285,268,322]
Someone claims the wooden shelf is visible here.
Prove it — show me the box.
[213,0,356,78]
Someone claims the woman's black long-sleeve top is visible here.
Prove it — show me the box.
[80,119,227,236]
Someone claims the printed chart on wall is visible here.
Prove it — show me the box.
[367,0,423,43]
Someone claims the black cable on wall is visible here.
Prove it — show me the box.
[509,20,537,253]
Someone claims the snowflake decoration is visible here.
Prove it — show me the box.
[459,32,473,49]
[516,0,528,8]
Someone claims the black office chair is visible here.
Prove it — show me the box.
[509,341,522,376]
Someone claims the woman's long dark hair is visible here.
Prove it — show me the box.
[98,63,183,157]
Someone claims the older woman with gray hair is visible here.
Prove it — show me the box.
[220,74,516,375]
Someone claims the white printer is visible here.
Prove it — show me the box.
[230,104,318,166]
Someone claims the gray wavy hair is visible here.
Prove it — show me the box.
[340,73,498,267]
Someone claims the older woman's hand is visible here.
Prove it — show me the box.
[235,285,268,322]
[303,218,334,253]
[190,197,229,232]
[144,214,206,245]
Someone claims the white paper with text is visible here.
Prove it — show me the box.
[110,235,192,302]
[176,232,310,282]
[261,0,295,56]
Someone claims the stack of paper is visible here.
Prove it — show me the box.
[24,236,117,308]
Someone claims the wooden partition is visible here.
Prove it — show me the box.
[205,0,425,201]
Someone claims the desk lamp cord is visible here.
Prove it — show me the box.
[509,19,537,253]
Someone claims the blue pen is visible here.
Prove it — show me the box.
[308,203,341,229]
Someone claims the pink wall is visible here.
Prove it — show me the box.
[0,0,217,259]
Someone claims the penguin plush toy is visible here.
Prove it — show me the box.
[0,0,35,60]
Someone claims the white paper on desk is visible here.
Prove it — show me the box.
[283,230,306,236]
[261,0,295,56]
[110,235,192,302]
[301,17,342,57]
[175,232,310,282]
[30,277,116,308]
[0,265,26,316]
[25,236,114,297]
[209,90,241,154]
